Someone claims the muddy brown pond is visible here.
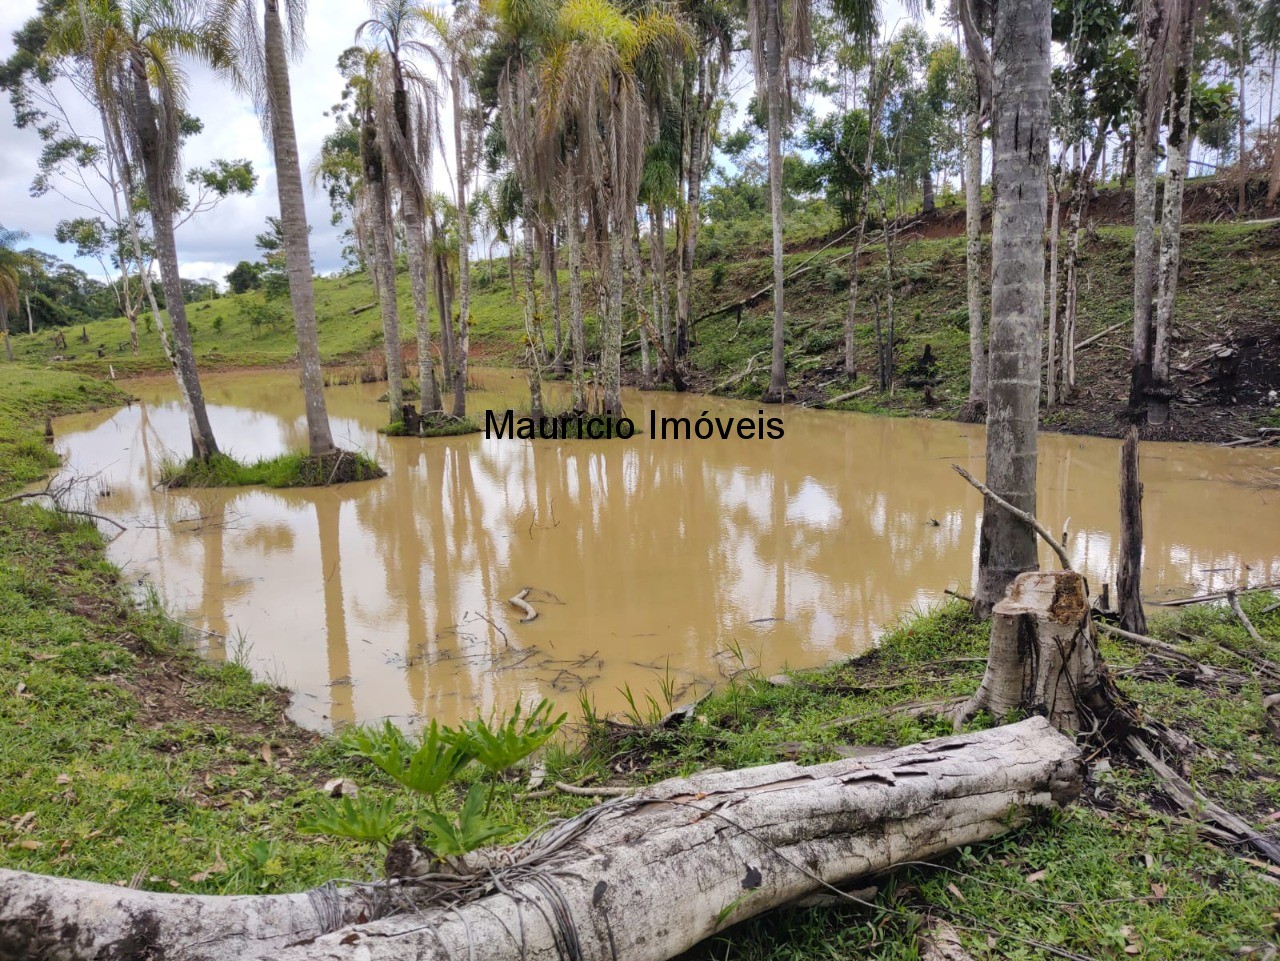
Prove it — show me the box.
[48,368,1280,732]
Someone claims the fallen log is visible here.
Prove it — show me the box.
[810,384,875,408]
[0,718,1081,961]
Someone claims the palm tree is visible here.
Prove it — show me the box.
[748,0,875,402]
[0,227,23,363]
[49,0,222,461]
[748,0,811,403]
[224,0,338,456]
[673,0,732,364]
[538,0,690,415]
[971,0,1051,616]
[339,46,406,425]
[416,4,482,420]
[357,0,445,416]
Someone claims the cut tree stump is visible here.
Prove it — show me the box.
[0,719,1081,961]
[958,570,1113,732]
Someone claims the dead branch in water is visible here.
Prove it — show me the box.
[807,384,875,408]
[1154,583,1280,607]
[508,588,538,623]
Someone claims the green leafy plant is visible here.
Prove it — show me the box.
[457,698,567,776]
[299,795,405,847]
[308,702,565,862]
[420,784,509,857]
[342,720,474,801]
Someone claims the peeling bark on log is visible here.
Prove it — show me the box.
[0,719,1081,961]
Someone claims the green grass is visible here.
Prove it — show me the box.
[158,450,386,489]
[561,599,1280,961]
[380,416,482,437]
[9,268,532,377]
[0,366,128,494]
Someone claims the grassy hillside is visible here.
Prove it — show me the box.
[8,205,1279,441]
[8,269,534,376]
[683,218,1280,441]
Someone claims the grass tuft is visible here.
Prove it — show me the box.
[159,451,386,489]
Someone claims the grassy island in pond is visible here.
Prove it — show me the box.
[158,450,386,489]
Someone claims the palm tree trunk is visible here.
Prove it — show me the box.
[566,168,586,410]
[405,217,441,414]
[921,170,935,213]
[451,65,471,419]
[431,214,454,393]
[263,0,335,457]
[521,216,544,417]
[129,53,218,461]
[548,227,564,375]
[653,205,671,361]
[648,211,666,380]
[1232,0,1248,214]
[676,59,711,361]
[1150,0,1198,427]
[963,101,987,415]
[363,121,403,424]
[762,0,787,403]
[1130,0,1164,414]
[629,217,652,388]
[972,0,1050,617]
[1046,172,1061,408]
[602,221,624,416]
[1,310,11,362]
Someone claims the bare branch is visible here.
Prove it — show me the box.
[951,464,1072,571]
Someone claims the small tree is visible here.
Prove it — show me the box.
[226,260,263,294]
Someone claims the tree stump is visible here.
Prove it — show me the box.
[958,570,1113,733]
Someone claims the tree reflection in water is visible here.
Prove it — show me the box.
[43,368,1280,731]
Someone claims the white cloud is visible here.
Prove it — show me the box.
[0,0,459,284]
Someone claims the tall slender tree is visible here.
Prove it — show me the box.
[418,5,482,419]
[226,0,339,457]
[358,0,444,416]
[749,0,812,402]
[1150,0,1201,426]
[1129,0,1169,418]
[49,0,221,461]
[971,0,1051,616]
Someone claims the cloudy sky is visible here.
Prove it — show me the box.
[0,0,406,286]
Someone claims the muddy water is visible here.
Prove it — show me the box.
[49,369,1280,731]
